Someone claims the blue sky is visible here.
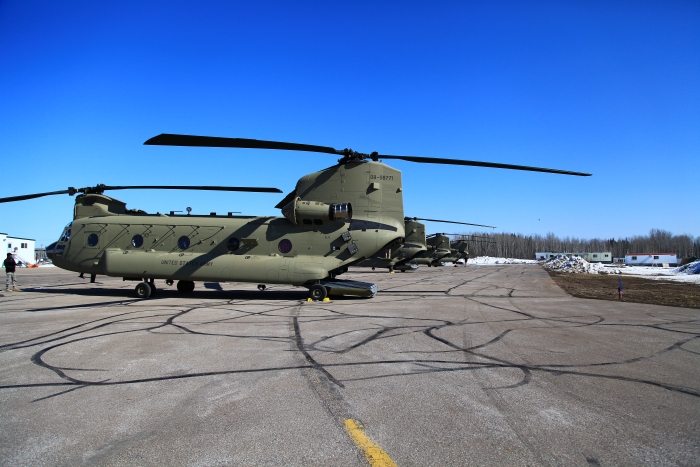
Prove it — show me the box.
[1,1,698,247]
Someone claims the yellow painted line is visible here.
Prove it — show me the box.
[344,419,398,467]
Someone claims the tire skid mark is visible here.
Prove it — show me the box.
[3,357,699,398]
[0,308,150,350]
[292,307,344,388]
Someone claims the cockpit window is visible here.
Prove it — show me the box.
[59,222,72,242]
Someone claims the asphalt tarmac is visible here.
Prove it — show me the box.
[1,265,699,466]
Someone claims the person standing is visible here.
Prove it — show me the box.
[4,253,19,292]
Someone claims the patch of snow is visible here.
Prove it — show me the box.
[467,256,537,265]
[542,255,700,285]
[542,255,622,275]
[674,260,700,275]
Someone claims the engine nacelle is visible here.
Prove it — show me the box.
[282,197,352,225]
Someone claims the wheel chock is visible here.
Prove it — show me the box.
[307,298,313,302]
[323,297,331,302]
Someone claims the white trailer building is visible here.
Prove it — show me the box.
[582,252,612,264]
[1,233,36,266]
[625,253,678,267]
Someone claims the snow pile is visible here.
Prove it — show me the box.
[543,255,622,275]
[674,260,700,275]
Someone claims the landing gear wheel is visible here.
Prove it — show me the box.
[135,282,152,299]
[148,280,156,296]
[258,284,266,291]
[308,284,327,301]
[177,280,195,293]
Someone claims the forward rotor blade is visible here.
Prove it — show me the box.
[145,134,342,155]
[410,217,496,228]
[0,185,282,204]
[0,189,71,203]
[378,155,590,176]
[101,185,282,193]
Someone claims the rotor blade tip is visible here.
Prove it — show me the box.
[144,135,165,145]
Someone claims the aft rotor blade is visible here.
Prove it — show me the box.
[411,217,496,228]
[0,189,71,203]
[145,134,342,155]
[101,185,282,193]
[145,133,590,176]
[440,233,492,236]
[378,155,590,176]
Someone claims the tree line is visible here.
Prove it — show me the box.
[455,229,700,260]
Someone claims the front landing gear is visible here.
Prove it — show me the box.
[177,280,195,294]
[135,282,152,299]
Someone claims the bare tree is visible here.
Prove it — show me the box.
[457,229,699,260]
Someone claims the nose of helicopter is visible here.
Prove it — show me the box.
[45,242,57,259]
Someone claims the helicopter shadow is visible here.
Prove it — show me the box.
[22,286,309,302]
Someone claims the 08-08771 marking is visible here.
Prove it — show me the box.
[160,260,214,267]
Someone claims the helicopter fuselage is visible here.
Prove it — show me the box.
[51,213,397,286]
[49,160,407,289]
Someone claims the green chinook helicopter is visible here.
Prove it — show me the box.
[0,134,590,300]
[407,233,454,267]
[356,217,494,272]
[431,237,471,266]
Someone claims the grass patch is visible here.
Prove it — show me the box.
[546,270,700,309]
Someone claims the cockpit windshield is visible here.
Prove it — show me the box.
[59,222,72,242]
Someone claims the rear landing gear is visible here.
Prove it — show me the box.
[177,280,195,293]
[308,284,327,301]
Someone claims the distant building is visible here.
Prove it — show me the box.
[1,232,36,266]
[625,253,678,267]
[582,252,612,264]
[535,251,611,264]
[35,248,48,262]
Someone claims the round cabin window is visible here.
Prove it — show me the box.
[227,237,240,251]
[87,233,99,247]
[177,236,190,250]
[131,234,144,248]
[278,239,292,254]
